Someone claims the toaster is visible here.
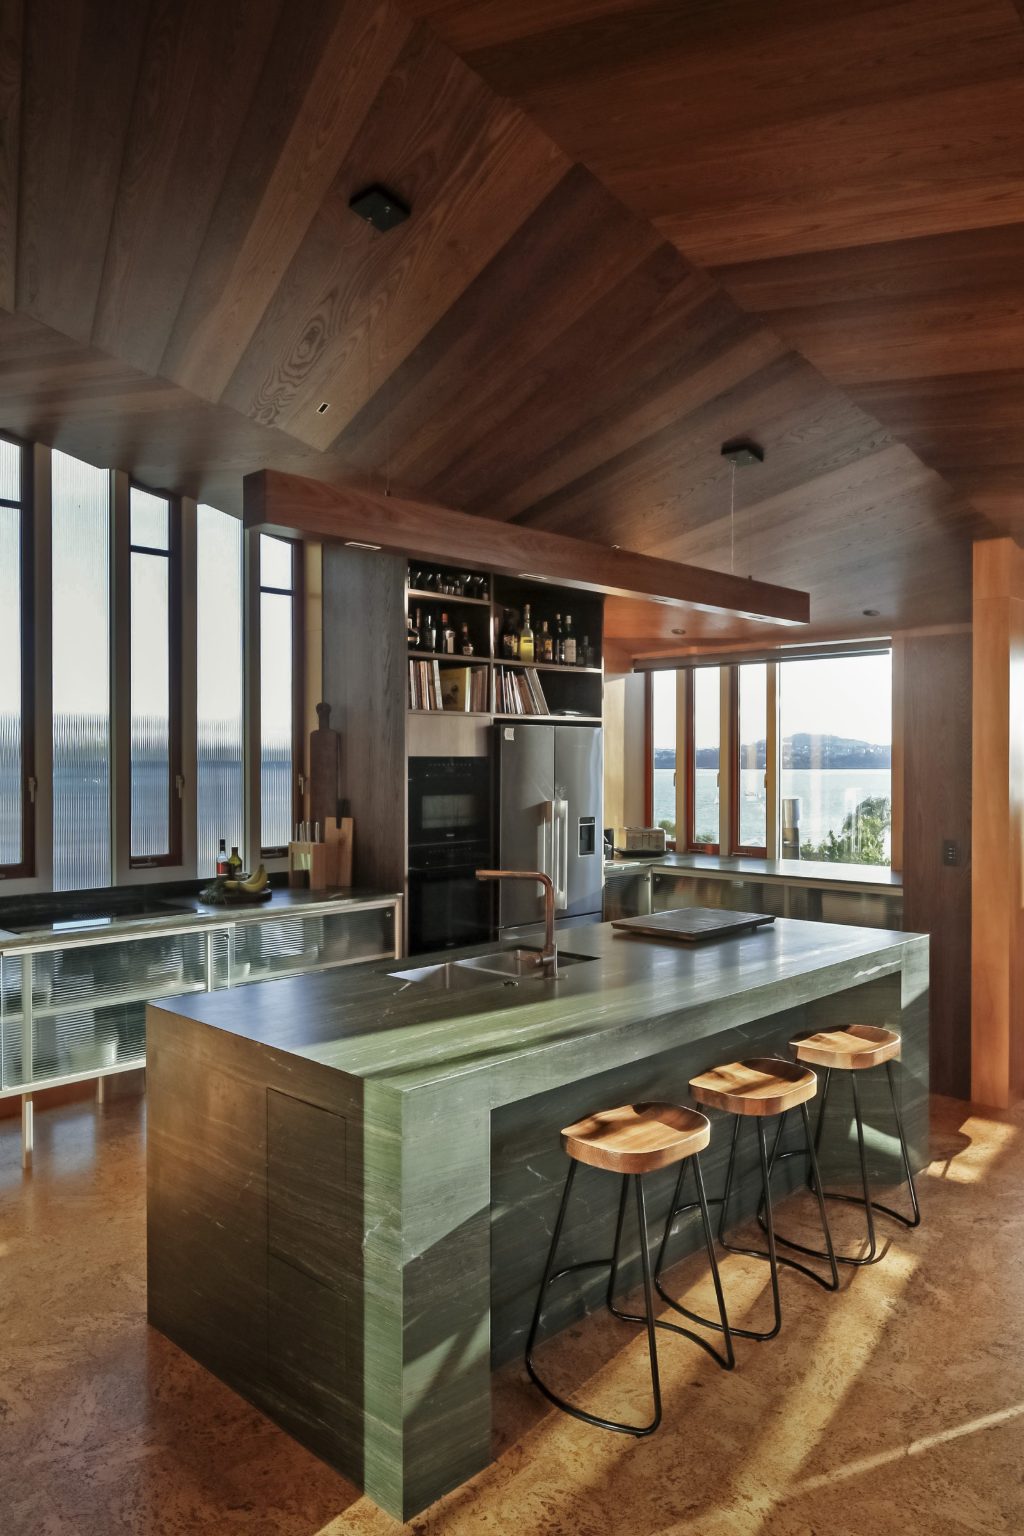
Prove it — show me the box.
[613,826,667,856]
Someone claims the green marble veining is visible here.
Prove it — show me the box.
[147,918,929,1521]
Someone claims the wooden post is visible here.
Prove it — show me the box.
[971,539,1024,1108]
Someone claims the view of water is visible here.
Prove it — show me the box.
[653,767,892,861]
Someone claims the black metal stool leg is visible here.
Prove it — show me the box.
[526,1163,661,1436]
[884,1059,921,1227]
[649,1154,735,1369]
[800,1102,840,1289]
[754,1118,784,1341]
[759,1059,920,1264]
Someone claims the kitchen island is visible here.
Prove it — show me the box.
[146,917,928,1520]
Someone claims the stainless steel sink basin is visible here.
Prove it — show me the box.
[389,948,594,992]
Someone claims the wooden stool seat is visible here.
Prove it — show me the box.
[690,1057,817,1118]
[792,1025,901,1071]
[561,1102,710,1174]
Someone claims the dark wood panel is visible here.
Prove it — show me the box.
[321,543,408,890]
[16,0,148,338]
[160,0,414,399]
[0,0,21,310]
[92,0,284,374]
[899,631,972,1099]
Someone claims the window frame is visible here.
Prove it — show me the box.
[258,535,304,860]
[127,480,183,869]
[0,431,35,880]
[683,666,721,855]
[729,663,769,859]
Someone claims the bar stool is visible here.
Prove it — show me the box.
[656,1058,839,1343]
[525,1100,734,1438]
[761,1026,921,1266]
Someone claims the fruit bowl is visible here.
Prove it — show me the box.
[198,866,272,907]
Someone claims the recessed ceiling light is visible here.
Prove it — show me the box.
[862,608,880,617]
[317,401,330,414]
[671,628,686,636]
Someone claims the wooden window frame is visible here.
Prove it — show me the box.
[128,482,183,869]
[683,667,720,854]
[258,536,304,860]
[729,663,769,859]
[0,432,35,880]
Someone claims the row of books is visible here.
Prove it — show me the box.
[495,665,550,716]
[408,659,489,713]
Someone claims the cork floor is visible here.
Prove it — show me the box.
[2,1089,1023,1536]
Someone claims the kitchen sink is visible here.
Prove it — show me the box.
[389,948,594,992]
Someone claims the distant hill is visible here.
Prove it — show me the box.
[654,734,891,771]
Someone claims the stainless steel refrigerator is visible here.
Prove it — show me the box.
[494,723,603,930]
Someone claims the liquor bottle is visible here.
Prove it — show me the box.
[216,838,229,875]
[460,622,474,656]
[440,612,456,654]
[408,607,422,648]
[540,620,554,662]
[227,845,243,876]
[518,603,535,663]
[562,614,577,665]
[554,613,564,664]
[423,610,437,651]
[579,634,592,667]
[501,608,518,659]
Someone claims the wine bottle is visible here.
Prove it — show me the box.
[554,613,564,664]
[540,620,554,662]
[408,607,422,648]
[440,612,456,654]
[216,838,229,875]
[227,845,243,876]
[563,614,577,665]
[460,622,474,656]
[579,634,591,667]
[518,603,535,663]
[501,608,518,659]
[423,610,437,651]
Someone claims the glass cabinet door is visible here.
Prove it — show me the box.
[230,904,397,985]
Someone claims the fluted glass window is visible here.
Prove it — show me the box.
[196,505,244,876]
[0,435,28,872]
[130,487,179,863]
[260,535,295,853]
[51,451,111,889]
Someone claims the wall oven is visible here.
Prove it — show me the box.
[407,757,493,953]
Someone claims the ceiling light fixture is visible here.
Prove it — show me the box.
[344,539,382,551]
[862,608,880,617]
[316,401,330,414]
[349,184,410,232]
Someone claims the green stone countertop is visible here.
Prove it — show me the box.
[154,917,924,1096]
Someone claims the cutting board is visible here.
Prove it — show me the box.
[611,906,775,943]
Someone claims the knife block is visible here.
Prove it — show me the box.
[287,817,353,891]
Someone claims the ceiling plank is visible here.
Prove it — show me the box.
[244,467,812,624]
[0,0,22,310]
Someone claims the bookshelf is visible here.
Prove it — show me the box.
[404,561,604,724]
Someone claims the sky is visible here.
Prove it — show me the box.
[652,653,893,750]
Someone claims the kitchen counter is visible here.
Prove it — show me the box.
[605,853,902,888]
[147,917,928,1519]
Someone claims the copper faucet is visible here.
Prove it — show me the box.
[476,869,558,977]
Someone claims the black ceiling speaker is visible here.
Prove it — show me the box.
[721,438,764,466]
[349,185,410,232]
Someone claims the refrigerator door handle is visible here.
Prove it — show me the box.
[543,799,556,884]
[555,797,569,910]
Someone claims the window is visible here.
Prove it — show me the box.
[686,666,721,851]
[780,653,892,866]
[733,662,767,853]
[52,452,111,889]
[196,505,244,877]
[129,486,180,865]
[260,534,299,854]
[650,672,677,842]
[0,434,32,876]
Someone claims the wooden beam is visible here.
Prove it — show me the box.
[243,469,810,626]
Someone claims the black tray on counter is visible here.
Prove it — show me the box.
[611,906,775,943]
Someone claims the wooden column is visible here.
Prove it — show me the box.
[972,540,1024,1108]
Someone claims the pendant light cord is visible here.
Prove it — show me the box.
[730,458,736,575]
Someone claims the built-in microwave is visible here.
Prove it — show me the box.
[408,755,491,849]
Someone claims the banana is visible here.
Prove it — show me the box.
[240,864,268,894]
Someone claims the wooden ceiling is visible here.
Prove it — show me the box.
[0,0,1013,653]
